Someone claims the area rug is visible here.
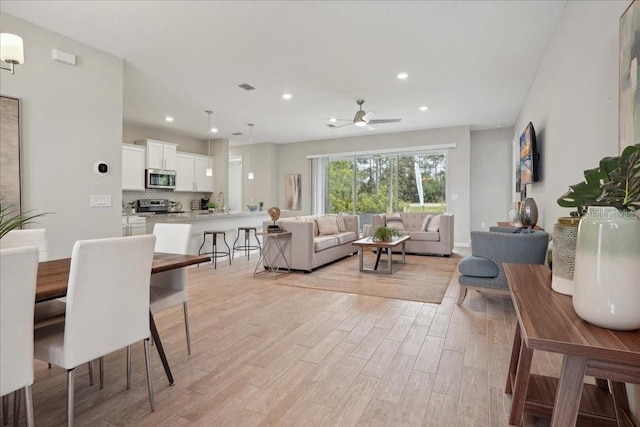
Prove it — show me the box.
[270,252,461,304]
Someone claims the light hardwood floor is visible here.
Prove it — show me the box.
[14,249,561,426]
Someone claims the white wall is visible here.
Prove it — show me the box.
[229,142,279,210]
[470,128,513,231]
[513,1,628,229]
[275,126,472,244]
[513,1,638,421]
[0,13,123,259]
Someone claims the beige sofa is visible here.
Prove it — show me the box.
[263,214,359,272]
[371,212,454,256]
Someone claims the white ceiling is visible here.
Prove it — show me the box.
[1,1,567,146]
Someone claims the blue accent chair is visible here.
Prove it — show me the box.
[457,227,549,305]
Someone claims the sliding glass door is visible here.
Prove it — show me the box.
[322,150,446,229]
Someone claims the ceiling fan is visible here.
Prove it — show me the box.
[326,100,402,130]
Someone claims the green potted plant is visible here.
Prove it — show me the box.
[371,225,403,242]
[557,144,639,330]
[0,197,48,239]
[206,201,218,211]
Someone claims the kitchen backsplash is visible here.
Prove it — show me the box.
[123,189,214,212]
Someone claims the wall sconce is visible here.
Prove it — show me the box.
[0,33,25,74]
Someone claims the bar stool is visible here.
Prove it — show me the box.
[198,231,231,269]
[232,226,261,260]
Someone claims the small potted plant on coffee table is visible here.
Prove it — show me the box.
[371,225,402,242]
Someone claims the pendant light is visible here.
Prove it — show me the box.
[205,110,213,177]
[247,123,255,180]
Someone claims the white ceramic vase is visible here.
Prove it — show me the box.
[573,206,640,330]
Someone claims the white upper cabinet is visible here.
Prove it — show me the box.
[137,139,178,170]
[194,155,214,193]
[174,151,213,192]
[122,144,145,191]
[175,153,196,192]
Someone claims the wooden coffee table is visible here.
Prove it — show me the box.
[352,235,410,274]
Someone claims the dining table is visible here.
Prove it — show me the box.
[35,252,210,386]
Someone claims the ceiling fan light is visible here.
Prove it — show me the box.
[354,120,367,127]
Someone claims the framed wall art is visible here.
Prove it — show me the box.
[285,174,302,210]
[0,96,21,211]
[619,0,639,153]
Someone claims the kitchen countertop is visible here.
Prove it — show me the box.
[140,210,268,221]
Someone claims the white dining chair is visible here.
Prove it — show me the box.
[1,246,39,427]
[1,229,67,326]
[151,223,194,354]
[33,235,156,426]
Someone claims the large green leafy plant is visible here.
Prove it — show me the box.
[0,197,48,239]
[557,144,640,215]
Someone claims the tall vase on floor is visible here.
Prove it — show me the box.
[572,207,640,330]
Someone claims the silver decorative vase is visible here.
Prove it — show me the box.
[520,198,538,228]
[551,217,580,295]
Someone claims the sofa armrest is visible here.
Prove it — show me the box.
[438,214,454,252]
[371,214,385,231]
[343,215,359,234]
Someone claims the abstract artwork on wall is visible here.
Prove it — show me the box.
[285,174,302,210]
[0,96,21,211]
[620,0,639,154]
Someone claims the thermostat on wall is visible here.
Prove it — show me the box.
[94,161,109,175]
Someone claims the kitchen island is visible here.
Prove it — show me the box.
[143,210,269,255]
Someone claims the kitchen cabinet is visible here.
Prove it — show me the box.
[175,152,213,193]
[122,144,145,191]
[137,139,178,170]
[122,215,147,236]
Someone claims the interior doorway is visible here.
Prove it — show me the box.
[228,156,242,212]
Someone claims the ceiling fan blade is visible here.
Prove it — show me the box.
[365,125,376,131]
[326,122,353,129]
[333,118,353,122]
[367,118,402,124]
[362,111,375,122]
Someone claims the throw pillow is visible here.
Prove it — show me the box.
[334,214,347,232]
[317,216,339,235]
[385,213,405,231]
[427,215,441,232]
[421,214,433,231]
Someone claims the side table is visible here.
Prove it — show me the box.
[253,231,292,278]
[503,264,639,426]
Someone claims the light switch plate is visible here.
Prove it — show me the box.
[90,195,111,207]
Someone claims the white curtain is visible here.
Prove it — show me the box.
[310,157,328,215]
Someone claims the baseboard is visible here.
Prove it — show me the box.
[455,242,470,248]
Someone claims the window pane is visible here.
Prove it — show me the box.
[327,158,354,214]
[397,153,446,213]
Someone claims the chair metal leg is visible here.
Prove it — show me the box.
[24,385,34,427]
[99,357,104,389]
[183,302,192,355]
[88,361,94,385]
[127,346,132,390]
[13,390,20,427]
[143,339,155,412]
[222,233,232,265]
[2,395,8,426]
[67,369,75,427]
[232,231,240,260]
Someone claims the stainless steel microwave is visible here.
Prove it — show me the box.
[145,169,176,189]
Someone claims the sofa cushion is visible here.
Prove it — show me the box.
[335,231,357,245]
[458,255,498,278]
[409,231,440,242]
[333,214,347,232]
[427,214,441,232]
[314,235,339,252]
[317,216,339,235]
[421,215,433,231]
[385,213,405,231]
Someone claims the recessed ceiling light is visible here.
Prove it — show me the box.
[397,72,409,80]
[165,116,174,122]
[211,128,218,133]
[282,93,293,100]
[329,118,337,123]
[419,106,429,111]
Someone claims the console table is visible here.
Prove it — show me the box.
[503,264,640,426]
